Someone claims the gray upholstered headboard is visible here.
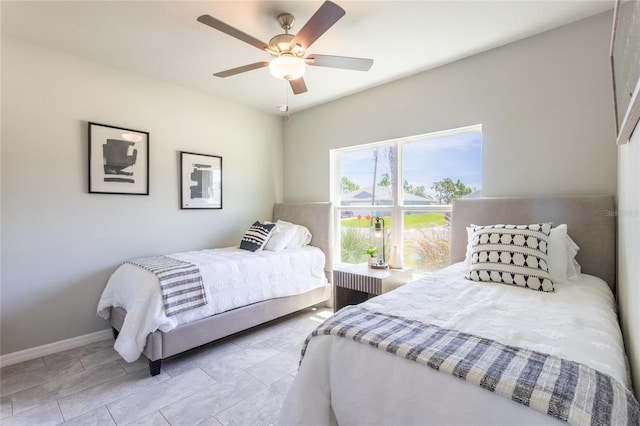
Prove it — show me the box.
[273,202,333,276]
[450,196,616,293]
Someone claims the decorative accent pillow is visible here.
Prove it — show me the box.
[466,223,554,292]
[264,222,298,251]
[239,221,276,252]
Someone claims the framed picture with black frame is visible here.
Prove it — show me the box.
[610,0,640,145]
[180,151,223,209]
[88,122,149,195]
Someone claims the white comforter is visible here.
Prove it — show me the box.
[97,246,328,362]
[279,262,630,425]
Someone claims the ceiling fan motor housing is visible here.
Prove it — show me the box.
[269,33,302,55]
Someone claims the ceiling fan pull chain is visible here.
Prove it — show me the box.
[285,82,291,122]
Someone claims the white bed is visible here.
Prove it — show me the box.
[97,202,332,375]
[279,196,639,426]
[98,246,327,362]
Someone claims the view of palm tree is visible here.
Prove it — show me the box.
[335,126,482,273]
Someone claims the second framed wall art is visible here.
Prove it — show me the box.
[180,151,223,209]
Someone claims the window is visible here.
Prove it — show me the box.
[331,125,482,275]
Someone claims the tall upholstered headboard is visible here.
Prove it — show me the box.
[450,196,616,293]
[273,202,333,278]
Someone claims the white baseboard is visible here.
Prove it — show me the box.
[0,328,113,368]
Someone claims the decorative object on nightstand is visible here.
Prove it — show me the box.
[333,263,412,311]
[370,216,389,269]
[363,245,378,267]
[388,244,402,269]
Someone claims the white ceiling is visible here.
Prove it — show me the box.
[1,1,613,115]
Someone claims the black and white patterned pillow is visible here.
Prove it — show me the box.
[466,223,554,292]
[240,221,276,252]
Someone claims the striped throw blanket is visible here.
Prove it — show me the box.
[302,306,639,426]
[127,255,206,316]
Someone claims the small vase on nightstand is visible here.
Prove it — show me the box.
[388,244,402,269]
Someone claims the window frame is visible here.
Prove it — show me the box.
[330,124,481,269]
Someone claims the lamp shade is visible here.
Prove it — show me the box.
[269,55,305,81]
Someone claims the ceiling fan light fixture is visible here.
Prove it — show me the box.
[269,55,305,81]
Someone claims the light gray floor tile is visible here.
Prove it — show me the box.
[79,346,122,370]
[107,368,215,424]
[58,405,115,426]
[0,308,331,426]
[161,339,240,378]
[12,361,126,414]
[1,394,12,419]
[44,340,115,370]
[0,401,63,426]
[245,351,300,385]
[58,368,170,420]
[1,359,85,397]
[194,416,224,426]
[160,371,265,424]
[200,341,281,381]
[124,410,170,426]
[280,340,306,358]
[229,326,277,348]
[215,375,294,426]
[117,356,149,374]
[0,358,45,379]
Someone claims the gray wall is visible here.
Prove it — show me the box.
[1,37,283,355]
[283,12,617,201]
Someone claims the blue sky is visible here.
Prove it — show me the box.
[340,130,482,198]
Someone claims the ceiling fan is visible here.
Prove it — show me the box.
[197,1,373,95]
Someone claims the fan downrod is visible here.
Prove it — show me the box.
[277,13,295,32]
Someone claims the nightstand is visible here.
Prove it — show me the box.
[333,263,413,311]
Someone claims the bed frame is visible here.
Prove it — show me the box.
[450,195,616,293]
[110,202,333,376]
[279,195,622,425]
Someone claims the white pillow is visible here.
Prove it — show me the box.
[547,224,569,282]
[536,224,582,282]
[565,234,582,280]
[277,220,312,248]
[264,222,298,251]
[464,226,474,270]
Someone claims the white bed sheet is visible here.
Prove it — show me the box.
[279,262,630,426]
[97,246,328,362]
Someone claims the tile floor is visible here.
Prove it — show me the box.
[0,307,332,426]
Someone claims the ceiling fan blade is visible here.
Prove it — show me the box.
[290,1,345,51]
[306,54,373,71]
[214,61,270,78]
[197,14,271,52]
[289,77,308,95]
